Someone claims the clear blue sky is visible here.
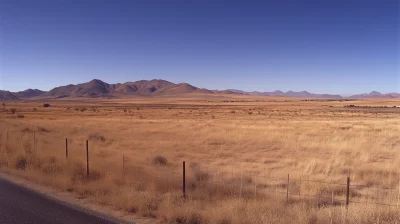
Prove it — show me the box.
[0,0,399,94]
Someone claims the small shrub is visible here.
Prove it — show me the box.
[71,163,102,183]
[75,108,80,111]
[174,213,205,224]
[88,133,106,142]
[17,114,25,118]
[10,108,17,114]
[122,108,128,113]
[43,103,51,107]
[15,156,27,170]
[32,108,37,111]
[41,157,62,174]
[37,127,50,132]
[21,127,32,133]
[152,155,168,166]
[193,170,210,182]
[80,108,87,112]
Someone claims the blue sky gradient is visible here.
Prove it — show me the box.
[0,0,399,94]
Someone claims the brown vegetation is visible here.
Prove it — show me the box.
[0,96,400,223]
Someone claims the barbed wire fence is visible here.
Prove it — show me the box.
[1,130,400,210]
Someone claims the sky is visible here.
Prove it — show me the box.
[0,0,399,94]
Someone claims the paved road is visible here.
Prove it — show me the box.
[0,177,130,224]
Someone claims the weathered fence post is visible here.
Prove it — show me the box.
[33,131,37,151]
[182,161,186,198]
[33,131,36,150]
[65,138,68,159]
[299,176,301,199]
[397,178,400,207]
[86,140,89,176]
[122,154,125,176]
[254,176,257,198]
[240,172,243,198]
[346,175,350,208]
[287,174,289,202]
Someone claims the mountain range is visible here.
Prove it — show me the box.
[1,79,399,100]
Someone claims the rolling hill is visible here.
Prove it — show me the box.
[349,91,400,99]
[1,79,399,100]
[44,79,215,98]
[0,91,19,100]
[228,89,343,98]
[14,89,47,98]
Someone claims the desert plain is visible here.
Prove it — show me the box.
[1,95,400,224]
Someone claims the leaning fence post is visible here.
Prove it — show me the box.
[86,140,89,176]
[287,174,289,202]
[182,161,186,198]
[346,175,350,208]
[65,138,68,159]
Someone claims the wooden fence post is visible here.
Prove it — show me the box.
[86,140,89,176]
[182,161,186,198]
[65,138,68,159]
[254,176,257,198]
[346,176,350,208]
[299,176,301,200]
[33,131,35,150]
[122,154,125,176]
[397,179,400,207]
[33,131,37,150]
[287,174,289,202]
[240,172,243,198]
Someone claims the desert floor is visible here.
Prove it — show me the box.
[1,95,400,223]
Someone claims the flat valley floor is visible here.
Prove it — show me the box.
[1,96,400,223]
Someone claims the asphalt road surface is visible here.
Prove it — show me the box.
[0,177,131,224]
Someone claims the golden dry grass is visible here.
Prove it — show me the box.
[1,96,400,223]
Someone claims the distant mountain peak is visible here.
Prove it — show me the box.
[369,91,381,95]
[88,79,106,84]
[2,79,399,100]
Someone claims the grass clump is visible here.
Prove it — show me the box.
[88,133,106,142]
[38,127,50,132]
[153,155,168,166]
[15,156,27,170]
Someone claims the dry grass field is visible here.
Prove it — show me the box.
[1,96,400,223]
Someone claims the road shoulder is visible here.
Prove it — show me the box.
[0,172,154,224]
